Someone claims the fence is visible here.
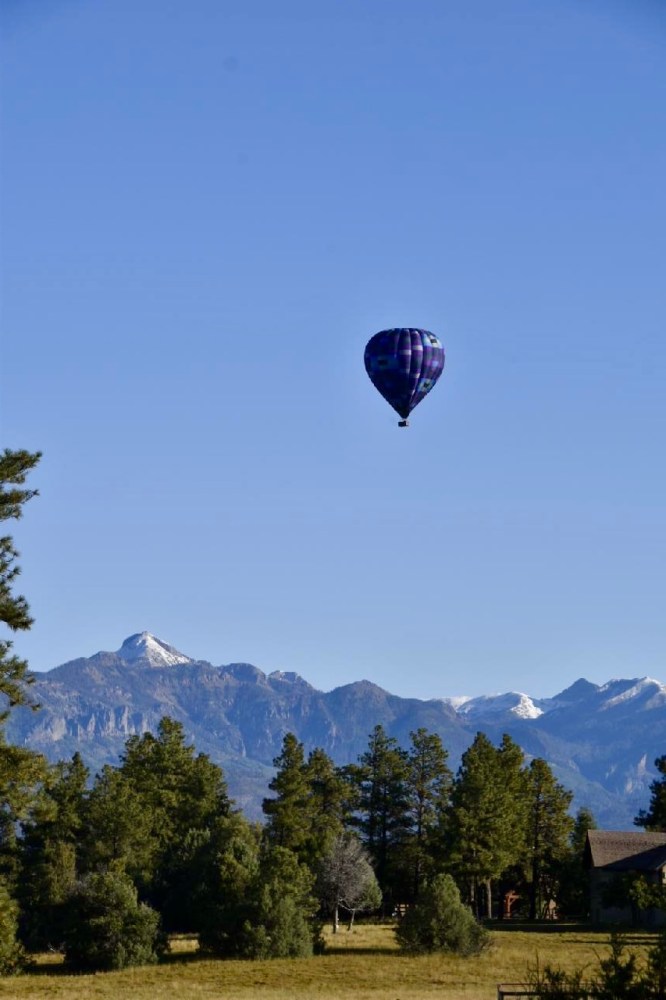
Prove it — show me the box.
[497,986,594,999]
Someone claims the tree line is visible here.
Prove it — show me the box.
[0,712,595,971]
[2,449,666,975]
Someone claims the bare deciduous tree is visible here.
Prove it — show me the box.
[318,832,381,932]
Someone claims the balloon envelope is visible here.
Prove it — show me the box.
[364,328,445,420]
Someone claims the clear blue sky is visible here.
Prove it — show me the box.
[2,0,665,699]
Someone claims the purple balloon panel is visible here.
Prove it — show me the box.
[364,328,445,420]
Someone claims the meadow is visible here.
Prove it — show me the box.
[0,923,657,1000]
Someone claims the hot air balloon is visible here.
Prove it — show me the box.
[364,328,445,426]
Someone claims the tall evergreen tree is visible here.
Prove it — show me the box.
[556,806,597,918]
[0,735,48,886]
[118,718,231,929]
[447,732,527,918]
[18,753,89,949]
[120,717,230,839]
[262,733,310,853]
[0,449,41,714]
[83,765,155,879]
[302,747,349,868]
[523,758,574,920]
[0,449,45,965]
[351,725,410,906]
[635,754,666,831]
[405,728,452,899]
[83,719,231,931]
[263,736,350,869]
[0,450,48,881]
[184,811,261,955]
[244,846,321,958]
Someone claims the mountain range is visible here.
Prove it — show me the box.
[7,632,666,828]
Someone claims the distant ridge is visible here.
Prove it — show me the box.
[7,633,666,827]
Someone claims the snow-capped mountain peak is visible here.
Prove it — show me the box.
[599,677,666,711]
[446,691,544,721]
[117,632,192,668]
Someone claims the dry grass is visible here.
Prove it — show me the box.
[0,923,657,1000]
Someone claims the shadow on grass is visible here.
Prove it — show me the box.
[321,945,399,956]
[489,922,592,934]
[487,922,659,946]
[26,948,206,976]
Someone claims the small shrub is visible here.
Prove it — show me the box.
[528,962,591,999]
[528,931,666,999]
[63,870,164,971]
[395,873,489,956]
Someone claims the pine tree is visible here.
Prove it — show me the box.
[262,733,310,853]
[395,873,489,956]
[263,737,351,870]
[405,728,452,899]
[83,719,231,931]
[635,754,666,831]
[556,807,597,919]
[244,846,321,958]
[180,812,261,956]
[120,717,231,841]
[199,830,321,960]
[0,449,41,714]
[0,450,51,965]
[302,747,349,868]
[18,753,89,949]
[524,758,574,920]
[0,450,47,876]
[352,725,411,907]
[63,868,164,971]
[447,732,527,918]
[117,718,231,929]
[83,765,155,879]
[0,877,24,974]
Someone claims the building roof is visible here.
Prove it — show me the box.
[586,830,666,872]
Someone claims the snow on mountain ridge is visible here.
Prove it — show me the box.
[110,634,666,715]
[599,677,666,711]
[445,696,473,711]
[447,691,544,720]
[118,632,193,667]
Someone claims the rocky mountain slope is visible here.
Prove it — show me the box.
[7,632,665,827]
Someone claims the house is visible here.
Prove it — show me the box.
[585,830,666,926]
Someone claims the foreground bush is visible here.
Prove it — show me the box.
[63,870,164,971]
[529,932,666,999]
[395,873,489,956]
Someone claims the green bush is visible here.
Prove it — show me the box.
[241,847,322,959]
[395,873,489,956]
[63,870,164,971]
[194,814,260,958]
[242,892,315,959]
[197,837,321,960]
[0,880,24,975]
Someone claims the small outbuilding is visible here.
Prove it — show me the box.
[585,830,666,926]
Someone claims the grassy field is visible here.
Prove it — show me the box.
[0,923,657,1000]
